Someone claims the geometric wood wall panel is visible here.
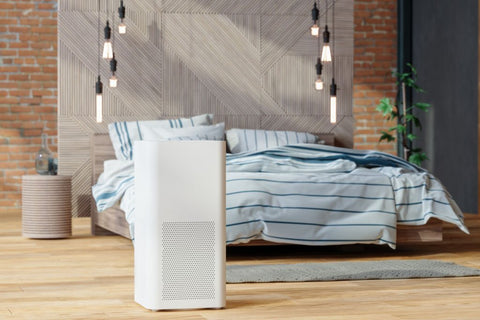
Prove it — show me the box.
[59,0,353,217]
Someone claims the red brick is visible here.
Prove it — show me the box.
[36,58,56,65]
[9,74,29,81]
[29,11,52,18]
[30,74,56,81]
[11,106,33,113]
[31,42,53,49]
[0,3,15,10]
[42,66,57,73]
[18,114,40,121]
[0,97,19,104]
[0,49,17,56]
[19,18,40,26]
[15,3,35,10]
[41,18,56,26]
[22,129,43,137]
[38,3,55,10]
[41,98,57,104]
[11,89,33,96]
[20,66,42,73]
[0,66,19,72]
[31,26,56,34]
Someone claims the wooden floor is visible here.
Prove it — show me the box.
[1,211,480,320]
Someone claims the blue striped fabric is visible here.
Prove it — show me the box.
[141,122,225,142]
[107,114,213,160]
[92,143,468,246]
[226,128,318,153]
[225,170,398,247]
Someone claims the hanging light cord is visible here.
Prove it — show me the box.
[332,0,335,77]
[317,0,320,56]
[325,0,328,26]
[111,0,115,45]
[97,0,101,76]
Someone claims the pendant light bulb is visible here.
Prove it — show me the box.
[95,76,103,123]
[118,1,126,34]
[330,80,337,124]
[103,21,113,60]
[314,58,323,91]
[119,22,126,34]
[321,26,332,62]
[310,2,320,37]
[321,45,331,62]
[103,41,113,60]
[109,75,118,88]
[311,24,320,37]
[315,77,324,91]
[109,54,118,88]
[330,96,337,123]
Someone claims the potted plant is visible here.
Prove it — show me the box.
[376,63,431,166]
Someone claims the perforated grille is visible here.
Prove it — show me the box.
[162,221,216,301]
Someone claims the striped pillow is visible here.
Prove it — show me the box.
[108,114,213,160]
[141,123,225,141]
[226,128,317,154]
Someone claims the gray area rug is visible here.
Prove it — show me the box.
[226,259,480,283]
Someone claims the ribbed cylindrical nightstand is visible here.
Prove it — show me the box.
[22,175,72,239]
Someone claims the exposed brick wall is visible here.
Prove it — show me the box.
[0,0,58,213]
[353,0,397,154]
[0,0,397,212]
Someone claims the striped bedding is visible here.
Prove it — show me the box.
[92,144,468,249]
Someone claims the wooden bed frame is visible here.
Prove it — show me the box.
[90,133,443,244]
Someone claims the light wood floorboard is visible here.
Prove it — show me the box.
[1,211,479,319]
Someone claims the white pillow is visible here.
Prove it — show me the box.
[141,122,225,142]
[108,114,213,160]
[226,128,317,153]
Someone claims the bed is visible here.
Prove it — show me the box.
[90,124,468,247]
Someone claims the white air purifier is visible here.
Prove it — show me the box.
[134,140,226,311]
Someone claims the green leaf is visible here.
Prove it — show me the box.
[406,63,417,76]
[395,125,406,134]
[405,114,418,122]
[404,114,422,129]
[398,73,409,82]
[413,84,424,93]
[379,131,395,143]
[408,152,428,166]
[404,78,416,87]
[376,98,394,116]
[414,117,422,129]
[407,133,417,141]
[414,102,431,111]
[387,126,397,132]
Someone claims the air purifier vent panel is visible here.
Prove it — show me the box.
[162,221,216,301]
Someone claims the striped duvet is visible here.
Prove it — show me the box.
[92,144,468,249]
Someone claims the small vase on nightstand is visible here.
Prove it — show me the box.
[35,133,54,175]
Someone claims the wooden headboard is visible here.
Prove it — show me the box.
[91,134,116,183]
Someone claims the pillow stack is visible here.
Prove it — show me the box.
[108,114,215,160]
[225,128,317,154]
[108,114,319,159]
